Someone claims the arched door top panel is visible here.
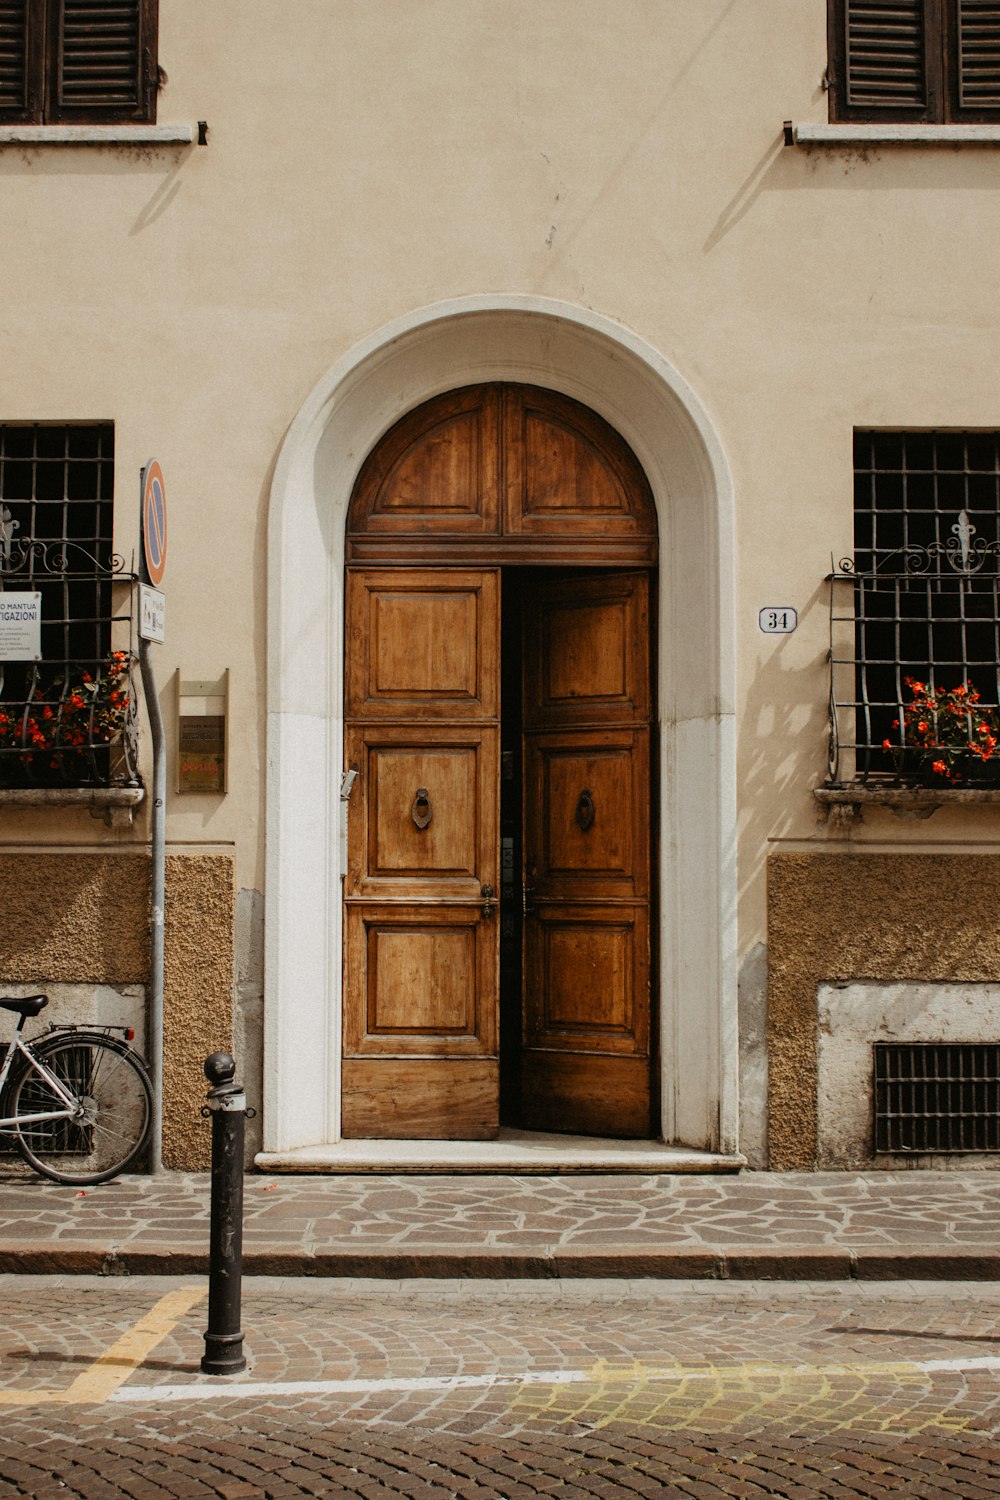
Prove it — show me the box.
[346,384,658,567]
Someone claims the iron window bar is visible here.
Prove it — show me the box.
[0,424,139,789]
[827,430,1000,787]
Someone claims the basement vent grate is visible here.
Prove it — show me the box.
[874,1041,1000,1153]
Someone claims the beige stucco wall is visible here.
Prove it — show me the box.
[768,854,1000,1170]
[2,3,1000,1158]
[0,853,233,1169]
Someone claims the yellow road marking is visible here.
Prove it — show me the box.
[510,1353,1000,1435]
[0,1285,206,1407]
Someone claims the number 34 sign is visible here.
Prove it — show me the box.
[759,607,797,634]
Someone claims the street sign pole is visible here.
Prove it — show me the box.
[139,460,168,1177]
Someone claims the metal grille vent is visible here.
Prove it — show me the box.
[959,1,1000,107]
[846,0,927,110]
[874,1042,1000,1152]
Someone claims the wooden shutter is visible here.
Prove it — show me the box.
[49,0,156,122]
[0,0,31,120]
[831,1,1000,122]
[834,0,936,119]
[955,0,1000,115]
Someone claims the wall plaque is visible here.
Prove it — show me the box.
[176,671,228,794]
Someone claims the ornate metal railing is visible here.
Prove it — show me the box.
[826,509,1000,787]
[0,426,140,790]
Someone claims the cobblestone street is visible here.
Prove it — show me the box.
[3,1275,1000,1496]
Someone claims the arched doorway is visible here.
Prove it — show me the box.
[341,384,657,1139]
[263,295,738,1165]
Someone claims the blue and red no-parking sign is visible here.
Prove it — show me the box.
[141,460,167,587]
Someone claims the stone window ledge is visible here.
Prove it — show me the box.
[816,783,1000,826]
[785,121,1000,148]
[0,785,144,827]
[0,123,206,147]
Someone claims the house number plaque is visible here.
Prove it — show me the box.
[758,607,797,634]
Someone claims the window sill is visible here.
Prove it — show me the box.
[785,121,1000,147]
[815,783,1000,826]
[0,123,206,147]
[0,785,144,827]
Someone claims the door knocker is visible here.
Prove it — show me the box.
[411,787,433,830]
[575,788,595,832]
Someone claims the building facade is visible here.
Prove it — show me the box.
[2,1,999,1171]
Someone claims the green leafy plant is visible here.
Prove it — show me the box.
[884,678,1000,782]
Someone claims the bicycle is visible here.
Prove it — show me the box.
[0,993,152,1185]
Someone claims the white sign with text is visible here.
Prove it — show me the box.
[0,592,41,660]
[139,584,166,644]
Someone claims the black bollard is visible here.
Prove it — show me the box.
[201,1052,247,1376]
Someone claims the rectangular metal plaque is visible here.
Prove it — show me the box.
[0,592,41,661]
[178,714,226,793]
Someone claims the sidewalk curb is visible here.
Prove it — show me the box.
[1,1243,998,1280]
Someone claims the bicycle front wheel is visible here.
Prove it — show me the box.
[12,1036,152,1185]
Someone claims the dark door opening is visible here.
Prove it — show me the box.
[499,567,655,1138]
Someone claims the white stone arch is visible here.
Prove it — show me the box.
[263,295,738,1157]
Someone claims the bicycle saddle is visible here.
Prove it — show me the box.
[0,994,48,1017]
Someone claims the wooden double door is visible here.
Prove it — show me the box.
[342,564,654,1139]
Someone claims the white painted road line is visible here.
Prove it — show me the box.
[109,1353,1000,1403]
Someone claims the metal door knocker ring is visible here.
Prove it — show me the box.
[412,787,433,829]
[576,788,595,832]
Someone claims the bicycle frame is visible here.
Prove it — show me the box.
[0,1030,80,1132]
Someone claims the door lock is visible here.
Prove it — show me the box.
[480,883,496,919]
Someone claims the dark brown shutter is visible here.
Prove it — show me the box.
[49,0,156,122]
[956,0,1000,112]
[0,0,30,119]
[843,0,932,115]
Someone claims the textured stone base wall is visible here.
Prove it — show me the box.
[0,852,234,1170]
[768,853,1000,1170]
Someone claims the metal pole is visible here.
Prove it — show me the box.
[201,1052,247,1377]
[139,636,165,1176]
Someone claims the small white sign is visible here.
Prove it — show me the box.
[0,591,41,661]
[759,606,797,635]
[139,584,166,644]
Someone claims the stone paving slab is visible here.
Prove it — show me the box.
[0,1166,999,1279]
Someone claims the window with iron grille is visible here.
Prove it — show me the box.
[828,1,1000,123]
[0,423,138,788]
[0,0,158,125]
[826,431,1000,787]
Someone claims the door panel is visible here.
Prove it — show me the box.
[502,387,654,542]
[520,571,653,1137]
[345,724,498,897]
[342,1059,500,1141]
[343,567,500,1139]
[519,1054,652,1138]
[524,729,649,895]
[344,904,497,1055]
[523,572,650,728]
[346,570,499,720]
[523,905,649,1052]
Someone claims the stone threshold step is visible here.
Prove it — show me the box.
[255,1131,746,1175]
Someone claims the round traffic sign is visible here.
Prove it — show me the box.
[142,460,167,587]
